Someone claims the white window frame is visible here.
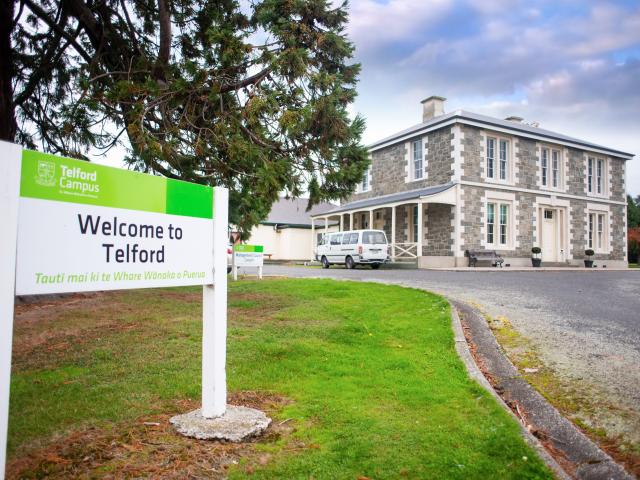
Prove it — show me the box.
[359,166,372,193]
[406,138,425,182]
[587,208,609,253]
[586,155,607,198]
[483,192,515,250]
[540,144,564,191]
[484,133,513,185]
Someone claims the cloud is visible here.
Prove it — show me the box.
[347,0,640,193]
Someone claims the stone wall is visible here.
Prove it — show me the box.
[424,204,454,256]
[566,148,586,196]
[460,125,483,182]
[515,192,536,256]
[346,128,454,204]
[514,138,538,189]
[610,158,626,203]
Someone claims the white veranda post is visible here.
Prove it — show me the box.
[202,187,229,418]
[310,219,315,262]
[391,206,396,261]
[0,142,22,479]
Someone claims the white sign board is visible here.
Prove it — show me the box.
[0,142,229,478]
[233,245,264,280]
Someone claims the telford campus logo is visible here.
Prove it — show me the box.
[35,160,56,187]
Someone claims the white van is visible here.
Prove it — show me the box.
[315,229,389,269]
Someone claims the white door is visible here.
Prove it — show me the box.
[541,209,557,262]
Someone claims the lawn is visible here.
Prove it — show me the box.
[8,279,551,479]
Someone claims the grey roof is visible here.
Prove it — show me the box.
[261,197,338,227]
[369,110,634,158]
[314,183,455,216]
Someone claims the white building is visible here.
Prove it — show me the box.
[246,198,338,261]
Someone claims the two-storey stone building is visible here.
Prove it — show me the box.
[311,96,633,268]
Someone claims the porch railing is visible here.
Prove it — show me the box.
[393,242,418,259]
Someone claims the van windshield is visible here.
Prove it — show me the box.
[363,231,386,244]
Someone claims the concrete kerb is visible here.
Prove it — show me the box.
[449,304,571,480]
[452,300,633,480]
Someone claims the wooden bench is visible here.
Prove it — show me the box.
[465,250,504,268]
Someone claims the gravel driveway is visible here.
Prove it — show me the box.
[260,264,640,448]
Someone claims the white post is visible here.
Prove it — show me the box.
[202,187,229,418]
[391,206,396,261]
[258,265,263,279]
[369,209,373,229]
[0,142,22,478]
[310,219,315,262]
[349,212,353,231]
[417,202,423,261]
[339,215,343,232]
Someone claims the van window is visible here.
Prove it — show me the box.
[342,234,351,245]
[363,231,386,244]
[349,233,359,244]
[331,234,342,245]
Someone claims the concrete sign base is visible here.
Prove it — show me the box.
[170,406,271,442]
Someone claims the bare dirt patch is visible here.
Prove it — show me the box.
[7,392,294,480]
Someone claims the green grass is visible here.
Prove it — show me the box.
[9,279,551,478]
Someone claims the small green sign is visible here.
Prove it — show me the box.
[234,245,264,253]
[20,150,213,219]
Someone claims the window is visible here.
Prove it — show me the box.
[541,146,562,189]
[486,202,510,247]
[486,136,511,182]
[544,209,553,219]
[363,231,386,244]
[587,156,606,196]
[342,234,351,245]
[330,234,342,245]
[412,206,419,243]
[361,167,370,192]
[588,211,608,252]
[499,204,508,244]
[412,139,423,180]
[486,203,495,244]
[487,138,495,179]
[348,233,359,244]
[499,140,508,180]
[552,151,559,188]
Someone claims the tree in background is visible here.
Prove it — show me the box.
[628,195,640,264]
[4,0,369,234]
[628,195,640,229]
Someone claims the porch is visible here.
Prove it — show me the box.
[310,184,458,267]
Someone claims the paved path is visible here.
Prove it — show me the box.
[261,265,640,445]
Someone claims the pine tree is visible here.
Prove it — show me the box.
[5,0,369,233]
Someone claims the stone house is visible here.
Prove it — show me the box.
[311,96,633,268]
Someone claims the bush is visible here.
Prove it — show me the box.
[531,247,541,255]
[585,249,595,257]
[629,227,640,263]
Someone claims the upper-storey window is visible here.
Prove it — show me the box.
[541,146,563,190]
[412,139,423,180]
[486,135,511,183]
[587,156,607,196]
[360,166,371,192]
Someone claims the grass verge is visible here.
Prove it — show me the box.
[485,314,639,476]
[9,279,551,479]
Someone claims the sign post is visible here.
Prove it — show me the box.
[0,142,269,478]
[232,245,264,280]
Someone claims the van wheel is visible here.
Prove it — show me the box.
[345,256,355,269]
[371,263,380,270]
[321,256,330,269]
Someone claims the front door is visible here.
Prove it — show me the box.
[541,209,557,262]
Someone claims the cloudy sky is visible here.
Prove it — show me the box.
[345,0,640,195]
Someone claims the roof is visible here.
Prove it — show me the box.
[368,110,634,159]
[261,197,338,227]
[313,183,455,216]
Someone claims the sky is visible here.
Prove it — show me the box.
[98,0,640,196]
[344,0,640,196]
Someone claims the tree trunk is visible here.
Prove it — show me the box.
[0,0,17,141]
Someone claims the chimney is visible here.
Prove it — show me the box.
[421,96,446,122]
[505,115,524,123]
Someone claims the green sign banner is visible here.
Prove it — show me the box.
[20,150,213,219]
[234,244,264,253]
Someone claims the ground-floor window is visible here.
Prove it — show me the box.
[588,211,608,252]
[486,201,510,247]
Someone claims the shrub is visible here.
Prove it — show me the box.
[531,247,541,255]
[585,249,595,257]
[629,227,640,263]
